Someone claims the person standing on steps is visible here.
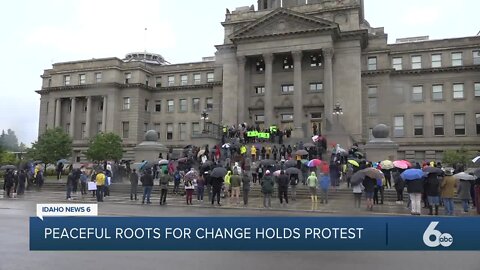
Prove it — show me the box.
[261,170,274,208]
[277,170,289,206]
[242,171,251,206]
[130,169,139,200]
[159,169,171,205]
[424,172,441,215]
[307,172,318,203]
[140,168,154,204]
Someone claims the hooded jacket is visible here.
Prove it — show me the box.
[307,172,318,188]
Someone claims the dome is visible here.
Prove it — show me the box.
[124,52,169,65]
[372,124,389,139]
[144,130,159,142]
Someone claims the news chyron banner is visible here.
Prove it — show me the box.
[30,205,480,251]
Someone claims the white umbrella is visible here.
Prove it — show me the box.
[472,156,480,164]
[453,172,476,181]
[197,149,206,158]
[222,143,231,149]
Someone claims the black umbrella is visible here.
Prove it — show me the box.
[211,167,227,178]
[353,152,364,159]
[33,160,43,165]
[284,160,297,168]
[260,159,276,166]
[295,149,308,156]
[350,171,366,186]
[303,143,315,148]
[422,166,444,175]
[474,168,480,178]
[285,167,301,175]
[0,165,16,170]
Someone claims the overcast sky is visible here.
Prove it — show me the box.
[0,0,478,145]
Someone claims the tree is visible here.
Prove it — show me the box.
[85,132,123,162]
[0,129,20,151]
[27,128,72,165]
[442,146,475,167]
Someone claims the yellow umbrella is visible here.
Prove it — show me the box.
[380,160,394,170]
[348,159,359,167]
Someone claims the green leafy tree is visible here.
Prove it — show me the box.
[27,128,72,164]
[0,151,17,165]
[0,129,20,151]
[442,146,475,167]
[85,132,123,162]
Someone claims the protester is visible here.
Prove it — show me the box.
[211,176,223,206]
[224,171,231,198]
[261,170,274,208]
[16,170,26,195]
[173,170,181,194]
[242,171,250,206]
[159,169,171,205]
[424,172,441,215]
[184,178,194,205]
[230,169,241,205]
[4,169,15,198]
[352,182,364,208]
[66,172,75,200]
[307,172,318,203]
[277,170,289,206]
[196,172,205,202]
[458,179,472,213]
[405,176,424,215]
[140,169,154,204]
[363,176,376,211]
[95,170,106,202]
[392,168,405,204]
[130,169,139,200]
[56,162,64,180]
[289,173,299,201]
[319,172,330,204]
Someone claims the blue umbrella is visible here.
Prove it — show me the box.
[400,169,425,181]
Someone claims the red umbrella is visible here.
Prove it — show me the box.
[393,160,409,169]
[306,159,322,167]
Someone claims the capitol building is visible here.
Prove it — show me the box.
[36,0,480,162]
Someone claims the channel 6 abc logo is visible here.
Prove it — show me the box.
[423,221,453,248]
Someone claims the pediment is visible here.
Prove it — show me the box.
[230,8,338,42]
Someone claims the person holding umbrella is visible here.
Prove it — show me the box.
[392,168,405,204]
[362,175,376,211]
[457,175,472,213]
[401,169,425,215]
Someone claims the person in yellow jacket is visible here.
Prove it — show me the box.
[250,145,257,161]
[240,145,247,156]
[224,171,232,198]
[95,170,106,202]
[307,172,318,202]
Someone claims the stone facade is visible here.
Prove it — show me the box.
[36,0,480,162]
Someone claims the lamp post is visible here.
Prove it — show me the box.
[333,102,343,120]
[201,109,209,133]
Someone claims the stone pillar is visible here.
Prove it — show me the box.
[323,48,334,131]
[263,53,274,127]
[292,51,304,138]
[85,96,92,138]
[55,98,61,128]
[237,56,247,124]
[102,96,107,132]
[69,97,76,137]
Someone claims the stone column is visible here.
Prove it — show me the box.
[292,51,304,138]
[85,96,92,138]
[102,96,107,132]
[69,97,76,137]
[55,98,62,128]
[323,48,334,131]
[237,56,247,124]
[263,53,274,127]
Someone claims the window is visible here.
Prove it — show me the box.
[192,122,201,136]
[179,99,187,112]
[154,123,161,139]
[145,99,149,112]
[311,112,322,119]
[206,97,213,110]
[432,85,443,100]
[143,123,148,133]
[95,72,102,83]
[367,57,377,70]
[255,59,265,72]
[282,56,294,70]
[476,113,480,135]
[411,55,422,69]
[310,53,322,67]
[392,57,402,70]
[180,75,188,86]
[166,123,173,140]
[193,74,201,84]
[368,97,377,115]
[454,113,466,135]
[79,74,86,84]
[309,83,323,92]
[123,97,130,110]
[145,75,150,86]
[412,86,423,102]
[255,115,264,122]
[474,50,480,65]
[453,83,464,99]
[413,115,424,136]
[433,114,444,136]
[179,123,186,140]
[475,83,480,97]
[155,77,162,88]
[207,72,214,82]
[192,98,200,112]
[281,114,293,121]
[431,54,442,68]
[97,122,102,134]
[155,100,161,112]
[125,73,131,84]
[168,75,175,86]
[81,123,86,139]
[122,122,129,138]
[167,100,174,112]
[451,52,463,66]
[255,86,265,94]
[393,116,404,137]
[64,75,71,86]
[281,84,294,93]
[368,86,377,96]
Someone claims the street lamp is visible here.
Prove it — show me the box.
[201,109,209,133]
[333,102,343,116]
